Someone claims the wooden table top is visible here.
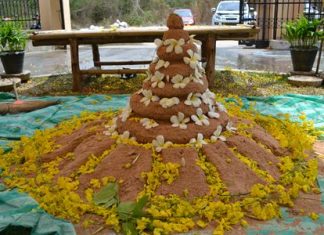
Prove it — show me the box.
[30,25,259,44]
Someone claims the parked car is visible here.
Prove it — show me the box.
[173,9,195,25]
[304,2,321,19]
[211,1,255,25]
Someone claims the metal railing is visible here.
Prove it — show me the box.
[239,0,323,46]
[0,0,40,29]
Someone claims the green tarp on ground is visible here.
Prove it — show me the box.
[0,92,323,234]
[0,93,129,152]
[0,186,75,235]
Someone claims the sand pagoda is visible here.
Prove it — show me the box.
[1,14,320,235]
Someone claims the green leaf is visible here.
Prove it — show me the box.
[122,222,138,235]
[133,195,148,217]
[118,201,136,221]
[93,182,119,208]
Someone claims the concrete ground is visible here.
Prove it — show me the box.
[1,41,323,77]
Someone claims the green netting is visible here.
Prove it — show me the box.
[0,92,323,234]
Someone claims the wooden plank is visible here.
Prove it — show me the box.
[202,34,216,88]
[92,44,101,68]
[80,68,147,75]
[96,60,152,66]
[69,39,81,92]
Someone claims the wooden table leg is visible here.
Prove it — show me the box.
[92,44,101,68]
[69,39,81,92]
[202,34,216,88]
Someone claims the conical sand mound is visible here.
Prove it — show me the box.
[0,14,320,235]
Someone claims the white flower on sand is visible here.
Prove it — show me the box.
[144,71,152,83]
[201,89,216,106]
[152,135,172,152]
[187,74,203,85]
[170,112,190,129]
[216,102,227,113]
[103,118,118,136]
[171,75,191,89]
[159,97,180,109]
[152,56,159,64]
[191,108,209,126]
[184,93,202,107]
[140,118,159,129]
[120,105,132,122]
[120,131,136,141]
[164,38,185,54]
[140,89,160,106]
[226,121,237,132]
[154,38,163,47]
[211,125,226,142]
[151,71,165,88]
[189,35,202,46]
[190,133,207,148]
[155,59,170,70]
[208,105,220,119]
[184,49,201,69]
[194,67,204,81]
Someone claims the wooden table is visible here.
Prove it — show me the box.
[30,25,259,91]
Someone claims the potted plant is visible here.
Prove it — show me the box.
[0,21,27,74]
[283,16,323,72]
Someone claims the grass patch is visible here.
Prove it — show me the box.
[17,70,323,97]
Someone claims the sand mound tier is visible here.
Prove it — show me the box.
[157,43,197,61]
[116,13,222,144]
[142,75,208,98]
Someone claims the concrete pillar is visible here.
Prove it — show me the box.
[39,0,71,30]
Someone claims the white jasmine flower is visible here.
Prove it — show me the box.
[226,121,237,132]
[159,97,180,109]
[154,38,163,47]
[140,89,160,106]
[201,89,216,106]
[171,75,191,89]
[211,126,226,142]
[208,105,220,119]
[136,88,144,94]
[170,112,190,129]
[144,71,152,83]
[194,68,204,81]
[140,118,159,129]
[216,102,227,113]
[184,93,202,107]
[151,71,165,88]
[155,59,170,70]
[189,133,207,148]
[103,118,118,136]
[152,135,172,152]
[152,56,159,64]
[120,105,132,122]
[191,108,209,126]
[120,131,136,141]
[187,74,203,85]
[189,35,202,46]
[184,49,201,69]
[164,38,185,54]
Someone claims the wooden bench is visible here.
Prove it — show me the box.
[30,25,259,91]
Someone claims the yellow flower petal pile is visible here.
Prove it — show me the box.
[0,97,320,235]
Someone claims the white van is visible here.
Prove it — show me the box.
[212,1,254,25]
